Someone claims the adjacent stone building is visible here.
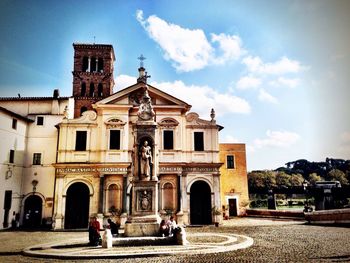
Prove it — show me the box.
[0,94,72,229]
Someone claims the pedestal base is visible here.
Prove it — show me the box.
[124,215,161,237]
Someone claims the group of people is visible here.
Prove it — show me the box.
[89,216,178,246]
[88,217,120,246]
[159,216,178,237]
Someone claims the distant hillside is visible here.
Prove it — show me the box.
[248,158,350,190]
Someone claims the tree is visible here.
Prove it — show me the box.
[308,173,322,185]
[276,172,291,188]
[327,169,349,185]
[248,170,276,189]
[289,173,304,187]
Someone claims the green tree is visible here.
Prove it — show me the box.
[275,172,291,188]
[308,173,322,185]
[328,169,349,185]
[248,170,276,189]
[289,173,304,187]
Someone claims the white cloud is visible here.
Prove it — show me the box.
[258,88,278,104]
[211,33,245,64]
[136,10,244,72]
[242,56,306,75]
[115,75,136,91]
[236,76,262,90]
[137,10,213,72]
[254,130,300,148]
[151,80,251,117]
[269,77,300,88]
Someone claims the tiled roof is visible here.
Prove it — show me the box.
[0,96,70,101]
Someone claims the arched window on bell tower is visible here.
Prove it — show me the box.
[82,57,89,72]
[81,82,86,96]
[98,58,104,72]
[89,83,95,97]
[97,83,103,97]
[90,57,96,72]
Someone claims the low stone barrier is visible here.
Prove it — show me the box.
[305,208,350,224]
[246,209,304,219]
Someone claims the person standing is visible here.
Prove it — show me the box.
[89,217,101,246]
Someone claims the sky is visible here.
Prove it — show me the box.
[0,0,349,171]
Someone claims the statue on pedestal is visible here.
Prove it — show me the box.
[140,141,153,180]
[137,87,155,121]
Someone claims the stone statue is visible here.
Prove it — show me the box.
[137,87,155,121]
[140,141,153,179]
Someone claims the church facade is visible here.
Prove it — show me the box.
[0,43,248,230]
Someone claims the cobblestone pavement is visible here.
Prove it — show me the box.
[0,218,349,262]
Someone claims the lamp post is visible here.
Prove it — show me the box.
[302,180,311,212]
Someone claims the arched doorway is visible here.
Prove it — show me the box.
[190,181,212,225]
[23,195,42,228]
[65,182,90,229]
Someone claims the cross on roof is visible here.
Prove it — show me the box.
[137,54,146,68]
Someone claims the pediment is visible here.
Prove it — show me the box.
[96,82,191,110]
[158,117,179,128]
[104,117,126,128]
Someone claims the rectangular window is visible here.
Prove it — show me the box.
[194,132,204,151]
[36,116,44,126]
[12,119,17,130]
[33,153,42,165]
[227,155,235,169]
[3,190,12,210]
[109,130,121,150]
[75,131,87,151]
[9,150,15,163]
[163,130,174,150]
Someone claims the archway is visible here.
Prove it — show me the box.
[23,195,42,228]
[65,182,90,229]
[190,180,212,225]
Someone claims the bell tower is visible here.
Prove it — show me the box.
[72,43,115,117]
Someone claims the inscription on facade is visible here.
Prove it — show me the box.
[183,167,219,172]
[159,167,182,172]
[159,166,219,173]
[57,167,128,173]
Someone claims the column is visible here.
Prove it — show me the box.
[177,173,182,212]
[122,175,128,213]
[98,175,104,214]
[88,57,91,72]
[53,176,64,229]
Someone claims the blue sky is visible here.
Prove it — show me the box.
[0,0,349,170]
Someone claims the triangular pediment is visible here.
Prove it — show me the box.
[96,82,191,110]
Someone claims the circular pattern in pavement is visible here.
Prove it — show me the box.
[23,233,253,259]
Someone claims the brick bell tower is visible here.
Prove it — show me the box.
[72,43,115,117]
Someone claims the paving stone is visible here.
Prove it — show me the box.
[0,218,349,262]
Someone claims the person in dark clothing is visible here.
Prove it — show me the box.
[107,218,119,236]
[89,217,101,246]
